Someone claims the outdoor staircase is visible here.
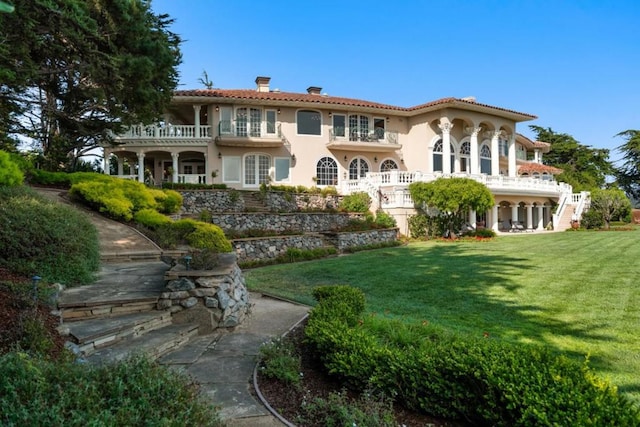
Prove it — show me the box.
[241,191,270,212]
[57,261,200,364]
[555,206,575,231]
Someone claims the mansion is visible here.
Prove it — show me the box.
[102,76,588,234]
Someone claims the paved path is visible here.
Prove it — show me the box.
[35,187,309,426]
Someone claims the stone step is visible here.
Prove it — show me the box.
[100,251,163,263]
[59,298,159,322]
[85,323,199,365]
[64,311,173,357]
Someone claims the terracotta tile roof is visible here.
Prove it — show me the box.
[174,89,536,120]
[516,133,551,149]
[518,163,563,175]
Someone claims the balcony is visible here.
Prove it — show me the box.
[327,127,401,152]
[342,171,572,209]
[110,124,212,146]
[214,120,285,148]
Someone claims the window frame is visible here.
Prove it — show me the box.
[296,109,322,136]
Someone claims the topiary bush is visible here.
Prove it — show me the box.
[0,150,24,187]
[0,187,99,285]
[304,285,640,426]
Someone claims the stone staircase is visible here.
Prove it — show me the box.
[241,190,270,212]
[58,261,200,364]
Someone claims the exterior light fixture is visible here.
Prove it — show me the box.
[184,255,192,271]
[32,275,41,303]
[344,155,347,162]
[291,153,296,161]
[218,152,222,159]
[329,112,332,117]
[215,106,219,112]
[374,156,378,163]
[277,108,281,114]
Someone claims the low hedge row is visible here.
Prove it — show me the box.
[304,286,640,426]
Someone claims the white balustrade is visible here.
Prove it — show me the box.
[116,124,211,142]
[178,174,207,184]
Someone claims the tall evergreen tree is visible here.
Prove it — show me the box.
[0,0,181,169]
[615,129,640,201]
[529,125,613,191]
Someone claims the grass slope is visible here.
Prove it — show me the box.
[244,231,640,402]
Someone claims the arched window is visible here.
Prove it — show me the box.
[316,157,338,185]
[348,158,369,180]
[433,140,443,172]
[460,141,471,172]
[380,159,398,172]
[480,144,491,174]
[297,110,322,135]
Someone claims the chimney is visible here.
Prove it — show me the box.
[255,76,271,92]
[307,86,322,95]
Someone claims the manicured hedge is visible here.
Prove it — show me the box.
[0,150,24,186]
[305,286,640,426]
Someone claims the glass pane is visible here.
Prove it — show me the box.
[223,156,241,182]
[244,155,256,185]
[373,118,385,140]
[316,157,338,185]
[266,110,276,134]
[258,155,270,184]
[349,115,358,141]
[275,158,290,182]
[333,115,345,137]
[250,108,261,137]
[433,153,443,172]
[220,107,232,134]
[297,110,321,135]
[236,108,247,137]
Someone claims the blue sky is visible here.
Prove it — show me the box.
[152,0,639,164]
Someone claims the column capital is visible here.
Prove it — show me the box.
[465,126,482,137]
[171,152,179,159]
[137,152,145,159]
[485,130,503,139]
[438,121,454,133]
[192,104,202,112]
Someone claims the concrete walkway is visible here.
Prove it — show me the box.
[36,187,309,426]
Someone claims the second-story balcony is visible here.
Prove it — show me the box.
[110,124,212,147]
[327,127,401,152]
[214,120,285,148]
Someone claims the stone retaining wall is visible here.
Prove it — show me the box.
[211,212,358,233]
[233,234,326,262]
[160,254,250,333]
[321,228,399,252]
[179,190,342,215]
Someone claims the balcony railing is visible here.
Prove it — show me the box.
[330,127,399,144]
[117,124,211,140]
[342,171,573,209]
[217,120,281,138]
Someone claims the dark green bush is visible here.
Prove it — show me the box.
[0,187,99,285]
[472,228,496,238]
[133,208,172,229]
[304,286,640,426]
[0,150,24,186]
[28,169,73,187]
[0,353,223,426]
[339,191,371,212]
[581,207,605,229]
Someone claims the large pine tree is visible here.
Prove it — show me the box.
[0,0,181,169]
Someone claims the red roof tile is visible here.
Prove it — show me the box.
[174,89,536,120]
[518,163,563,175]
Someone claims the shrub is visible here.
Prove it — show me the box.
[581,207,605,229]
[304,286,640,426]
[295,390,396,427]
[0,187,99,285]
[340,191,371,212]
[259,337,302,387]
[28,169,72,187]
[150,188,182,214]
[186,222,233,252]
[0,353,223,426]
[375,210,397,228]
[0,150,24,186]
[473,228,496,238]
[133,208,172,229]
[70,180,134,221]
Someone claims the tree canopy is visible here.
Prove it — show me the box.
[529,125,613,192]
[409,177,494,236]
[615,130,640,201]
[0,0,181,170]
[586,188,631,230]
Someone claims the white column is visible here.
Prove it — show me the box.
[193,105,201,137]
[117,157,124,176]
[534,149,540,163]
[491,205,499,232]
[511,204,519,224]
[490,130,501,176]
[469,209,477,228]
[137,152,145,183]
[537,205,544,230]
[103,153,109,175]
[526,204,533,229]
[468,126,481,175]
[203,153,208,184]
[439,121,453,174]
[171,153,179,183]
[507,134,517,177]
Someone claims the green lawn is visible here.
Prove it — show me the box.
[244,231,640,402]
